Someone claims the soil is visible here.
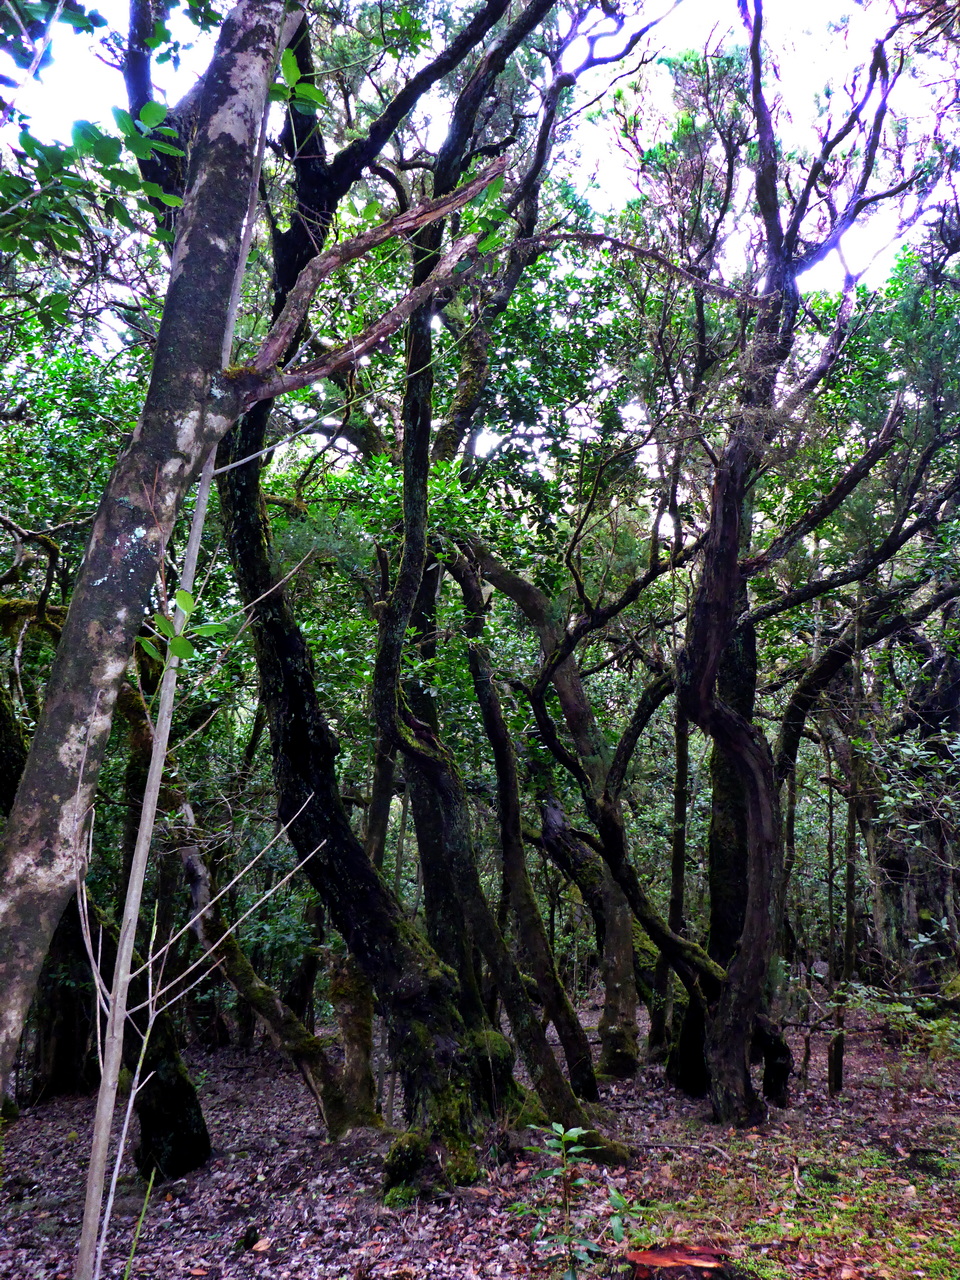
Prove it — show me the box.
[2,1012,959,1280]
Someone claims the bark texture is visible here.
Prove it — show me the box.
[0,0,283,1098]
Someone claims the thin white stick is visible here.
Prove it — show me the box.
[137,842,323,1015]
[130,793,314,979]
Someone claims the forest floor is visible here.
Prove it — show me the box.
[2,1009,960,1280]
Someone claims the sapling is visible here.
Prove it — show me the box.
[512,1124,605,1280]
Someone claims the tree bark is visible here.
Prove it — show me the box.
[181,847,354,1138]
[676,431,784,1126]
[649,707,688,1057]
[216,408,482,1132]
[0,0,285,1099]
[452,558,598,1100]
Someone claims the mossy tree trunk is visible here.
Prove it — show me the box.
[216,427,481,1132]
[371,254,596,1137]
[452,557,598,1100]
[181,847,355,1137]
[329,955,380,1127]
[649,708,688,1057]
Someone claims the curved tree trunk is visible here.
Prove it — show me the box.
[676,432,784,1126]
[216,409,483,1134]
[452,558,598,1100]
[181,847,355,1138]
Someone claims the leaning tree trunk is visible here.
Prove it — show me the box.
[216,406,490,1134]
[371,294,613,1149]
[0,0,289,1100]
[180,847,355,1137]
[453,559,598,1100]
[404,568,485,1025]
[649,706,688,1058]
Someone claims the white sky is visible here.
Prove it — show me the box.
[1,0,946,289]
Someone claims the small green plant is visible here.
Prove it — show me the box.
[511,1124,604,1279]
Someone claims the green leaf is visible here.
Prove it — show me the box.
[105,196,136,230]
[168,635,196,660]
[71,120,101,155]
[191,622,228,636]
[93,136,123,165]
[112,107,136,137]
[137,637,164,664]
[153,613,175,638]
[268,83,291,103]
[142,180,183,207]
[280,47,300,87]
[105,168,142,191]
[293,82,325,105]
[138,101,168,129]
[124,134,154,159]
[485,174,505,203]
[148,139,185,157]
[174,588,195,616]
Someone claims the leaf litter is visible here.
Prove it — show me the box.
[1,1013,959,1279]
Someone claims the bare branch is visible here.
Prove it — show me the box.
[253,158,507,374]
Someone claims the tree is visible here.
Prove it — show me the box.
[1,0,959,1181]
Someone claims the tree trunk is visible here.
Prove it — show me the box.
[0,0,285,1099]
[453,560,598,1100]
[216,411,484,1134]
[403,762,486,1028]
[677,434,784,1127]
[329,955,380,1127]
[405,748,601,1138]
[181,847,354,1138]
[649,708,688,1057]
[365,743,396,870]
[597,880,639,1078]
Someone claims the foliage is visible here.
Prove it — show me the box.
[511,1125,605,1279]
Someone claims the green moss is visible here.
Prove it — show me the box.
[383,1131,429,1190]
[461,1028,523,1116]
[511,1087,548,1129]
[383,1183,419,1208]
[445,1148,479,1186]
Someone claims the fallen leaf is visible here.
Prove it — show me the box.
[251,1238,273,1252]
[626,1243,726,1275]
